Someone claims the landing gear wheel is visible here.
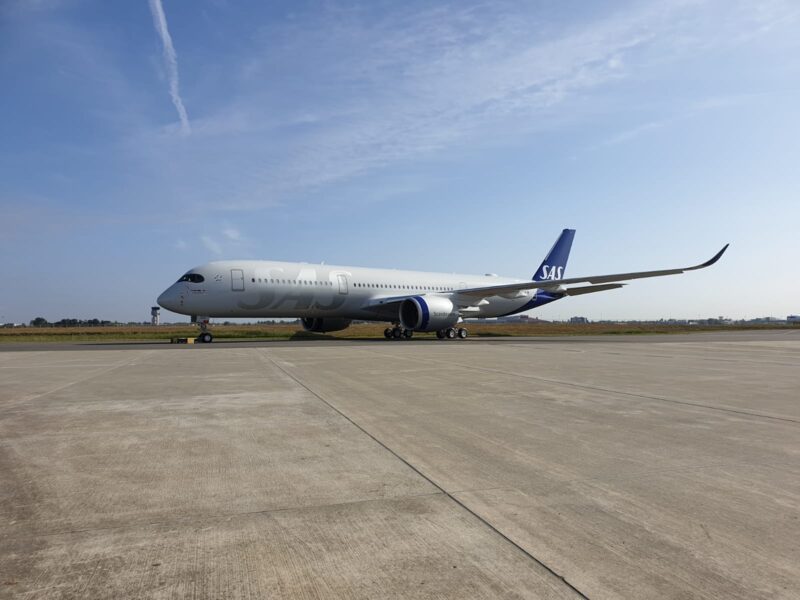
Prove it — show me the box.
[384,328,393,339]
[403,329,413,339]
[436,330,445,339]
[445,328,457,339]
[457,328,468,339]
[392,327,403,339]
[195,317,213,344]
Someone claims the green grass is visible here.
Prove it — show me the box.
[1,322,795,343]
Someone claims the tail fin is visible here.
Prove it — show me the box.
[533,229,575,281]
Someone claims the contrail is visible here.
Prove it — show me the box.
[148,0,190,133]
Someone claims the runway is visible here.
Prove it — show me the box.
[2,328,797,352]
[1,330,798,598]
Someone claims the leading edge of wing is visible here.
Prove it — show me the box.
[456,244,729,298]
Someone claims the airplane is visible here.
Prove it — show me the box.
[157,229,728,342]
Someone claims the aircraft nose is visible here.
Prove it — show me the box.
[157,285,181,312]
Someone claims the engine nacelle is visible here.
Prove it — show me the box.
[301,317,352,333]
[399,296,459,332]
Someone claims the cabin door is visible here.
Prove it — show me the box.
[231,269,245,291]
[337,274,348,295]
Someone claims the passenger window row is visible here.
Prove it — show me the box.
[354,283,452,291]
[183,272,453,292]
[252,278,334,286]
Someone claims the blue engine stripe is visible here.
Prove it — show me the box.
[414,296,430,330]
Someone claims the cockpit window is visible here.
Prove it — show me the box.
[177,273,205,283]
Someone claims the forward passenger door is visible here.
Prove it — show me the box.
[231,269,245,291]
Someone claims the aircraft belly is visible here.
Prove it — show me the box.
[193,289,536,322]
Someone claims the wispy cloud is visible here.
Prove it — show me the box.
[602,118,675,147]
[598,92,765,147]
[133,3,659,209]
[125,0,799,212]
[148,0,190,134]
[222,227,241,242]
[200,235,221,255]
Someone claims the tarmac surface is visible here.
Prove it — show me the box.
[1,330,798,598]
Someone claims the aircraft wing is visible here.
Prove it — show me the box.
[455,244,729,299]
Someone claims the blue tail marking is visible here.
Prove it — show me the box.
[533,229,575,281]
[497,228,575,318]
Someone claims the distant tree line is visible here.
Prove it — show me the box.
[29,317,114,327]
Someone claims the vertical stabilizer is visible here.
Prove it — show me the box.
[532,229,575,281]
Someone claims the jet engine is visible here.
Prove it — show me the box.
[301,318,352,333]
[399,296,459,332]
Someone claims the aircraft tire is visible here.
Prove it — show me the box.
[384,328,392,339]
[457,328,468,339]
[199,332,213,343]
[436,330,445,339]
[392,328,403,339]
[403,329,413,339]
[445,328,457,339]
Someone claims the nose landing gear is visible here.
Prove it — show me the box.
[193,316,214,343]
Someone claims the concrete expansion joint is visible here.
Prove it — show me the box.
[447,486,511,495]
[5,350,158,409]
[261,350,593,600]
[381,351,800,425]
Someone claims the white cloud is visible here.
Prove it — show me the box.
[603,118,674,147]
[126,0,799,211]
[222,227,241,241]
[148,0,190,134]
[598,92,765,147]
[200,235,221,255]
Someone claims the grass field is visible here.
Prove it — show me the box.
[0,322,795,343]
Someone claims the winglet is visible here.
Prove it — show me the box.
[688,244,729,271]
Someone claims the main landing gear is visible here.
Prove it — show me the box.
[435,327,468,340]
[193,316,214,343]
[383,324,468,340]
[384,326,413,340]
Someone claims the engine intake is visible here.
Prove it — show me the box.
[301,317,352,333]
[399,296,459,332]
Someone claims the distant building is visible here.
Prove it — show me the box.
[569,316,589,324]
[788,315,800,323]
[750,316,781,324]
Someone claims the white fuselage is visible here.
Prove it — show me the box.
[157,260,537,320]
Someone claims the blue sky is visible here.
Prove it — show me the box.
[1,0,798,323]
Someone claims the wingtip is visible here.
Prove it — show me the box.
[700,243,730,268]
